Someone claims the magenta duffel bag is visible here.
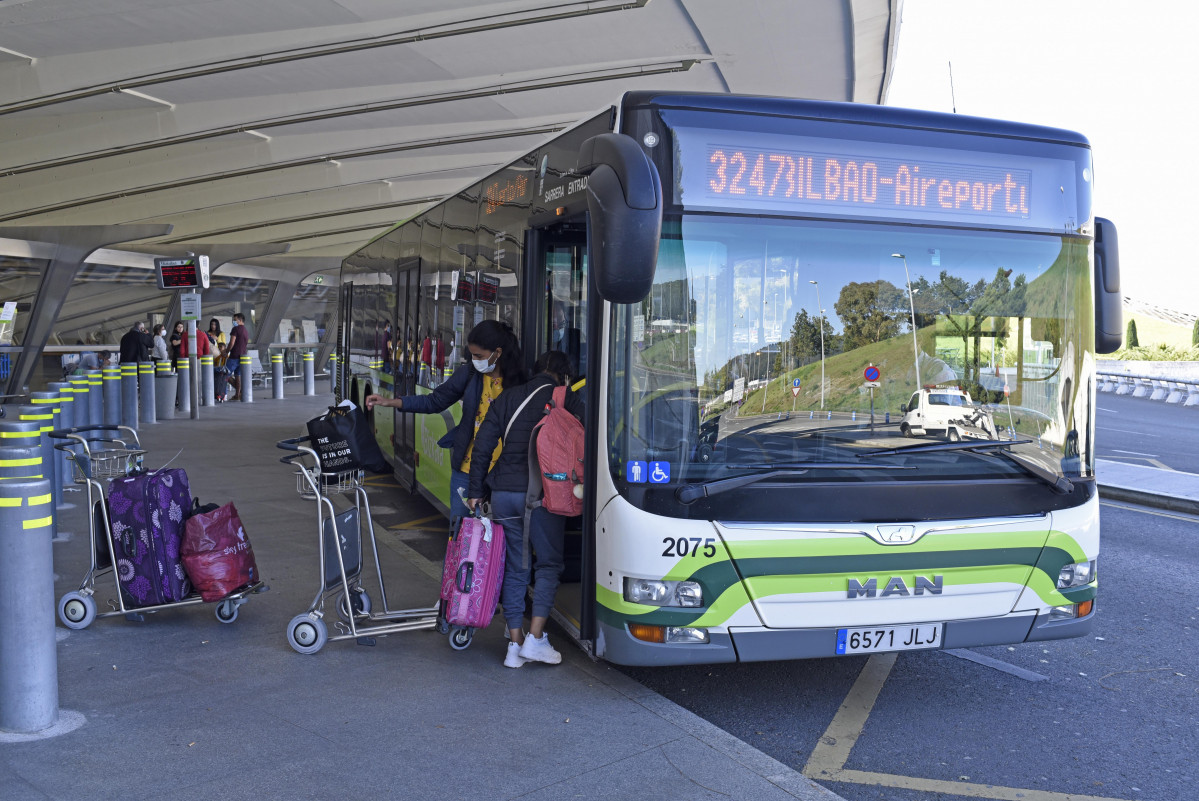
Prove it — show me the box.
[440,516,505,631]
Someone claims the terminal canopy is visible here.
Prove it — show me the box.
[0,0,899,269]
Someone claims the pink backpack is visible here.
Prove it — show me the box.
[528,385,585,516]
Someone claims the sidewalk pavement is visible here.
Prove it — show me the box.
[1096,459,1199,515]
[1,392,842,801]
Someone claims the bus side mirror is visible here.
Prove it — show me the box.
[577,133,663,304]
[1093,217,1122,354]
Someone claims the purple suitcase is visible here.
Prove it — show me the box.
[107,468,193,607]
[440,517,505,629]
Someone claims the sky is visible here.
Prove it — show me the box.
[886,0,1199,314]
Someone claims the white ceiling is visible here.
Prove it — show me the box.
[0,0,901,277]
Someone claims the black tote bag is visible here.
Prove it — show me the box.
[306,402,390,474]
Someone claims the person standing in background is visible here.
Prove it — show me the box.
[225,313,249,398]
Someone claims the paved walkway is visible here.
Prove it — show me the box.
[2,392,841,801]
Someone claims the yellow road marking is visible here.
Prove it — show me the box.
[1100,501,1199,523]
[803,652,896,776]
[806,652,1133,801]
[387,514,445,532]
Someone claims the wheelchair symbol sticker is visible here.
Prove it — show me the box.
[649,461,671,483]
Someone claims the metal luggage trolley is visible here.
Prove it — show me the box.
[277,436,439,654]
[51,424,266,629]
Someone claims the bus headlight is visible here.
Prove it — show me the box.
[1057,560,1096,589]
[624,578,704,607]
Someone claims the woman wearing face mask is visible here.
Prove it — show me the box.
[365,319,526,521]
[465,350,583,668]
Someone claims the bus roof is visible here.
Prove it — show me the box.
[621,91,1090,149]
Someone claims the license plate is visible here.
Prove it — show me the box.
[836,623,943,655]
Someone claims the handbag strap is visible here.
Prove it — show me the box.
[503,383,551,444]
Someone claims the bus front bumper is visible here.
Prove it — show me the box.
[597,606,1095,666]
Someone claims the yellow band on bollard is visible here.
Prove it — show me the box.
[0,498,20,507]
[0,431,39,439]
[23,516,52,530]
[178,362,189,370]
[30,397,60,403]
[19,414,55,420]
[0,458,41,467]
[29,494,52,506]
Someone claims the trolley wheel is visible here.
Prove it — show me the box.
[215,599,239,624]
[336,588,372,623]
[58,592,96,630]
[448,626,473,650]
[287,614,328,655]
[435,617,450,635]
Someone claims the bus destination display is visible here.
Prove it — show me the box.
[674,127,1079,230]
[155,258,201,290]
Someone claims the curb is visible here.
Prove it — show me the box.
[1097,484,1199,516]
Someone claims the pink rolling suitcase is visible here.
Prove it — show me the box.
[439,515,505,650]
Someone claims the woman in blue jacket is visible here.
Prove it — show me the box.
[365,320,525,520]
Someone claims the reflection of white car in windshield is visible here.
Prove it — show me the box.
[900,387,998,442]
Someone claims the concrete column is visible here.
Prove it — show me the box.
[24,393,62,509]
[303,351,316,396]
[0,475,58,734]
[139,364,157,425]
[272,353,285,399]
[239,356,253,403]
[200,356,215,407]
[176,359,191,414]
[102,366,121,426]
[154,363,175,420]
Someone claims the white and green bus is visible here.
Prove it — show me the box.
[336,91,1119,665]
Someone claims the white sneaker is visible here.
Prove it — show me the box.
[518,633,562,665]
[503,641,527,669]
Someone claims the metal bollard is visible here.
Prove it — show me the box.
[176,359,191,414]
[303,351,316,396]
[240,356,253,402]
[15,408,60,542]
[200,356,215,407]
[139,363,157,425]
[154,362,174,421]
[272,353,284,400]
[46,382,76,490]
[102,365,121,425]
[84,370,104,444]
[68,375,90,430]
[0,422,43,481]
[0,475,59,734]
[25,394,63,509]
[120,363,139,428]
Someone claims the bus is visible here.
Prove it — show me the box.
[336,91,1120,666]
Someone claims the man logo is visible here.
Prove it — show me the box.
[871,525,921,545]
[847,575,943,598]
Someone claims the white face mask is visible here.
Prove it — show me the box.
[472,357,496,374]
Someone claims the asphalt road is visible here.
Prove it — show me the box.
[620,499,1199,801]
[1096,392,1199,473]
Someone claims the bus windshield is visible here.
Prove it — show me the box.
[606,215,1096,493]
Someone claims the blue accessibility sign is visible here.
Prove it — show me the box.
[626,461,648,483]
[648,461,671,483]
[792,378,801,388]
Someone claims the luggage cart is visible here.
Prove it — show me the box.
[277,436,439,654]
[51,424,266,629]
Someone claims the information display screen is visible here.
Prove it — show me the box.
[673,126,1083,230]
[155,258,201,290]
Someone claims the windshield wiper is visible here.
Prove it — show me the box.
[675,462,914,504]
[856,439,1075,495]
